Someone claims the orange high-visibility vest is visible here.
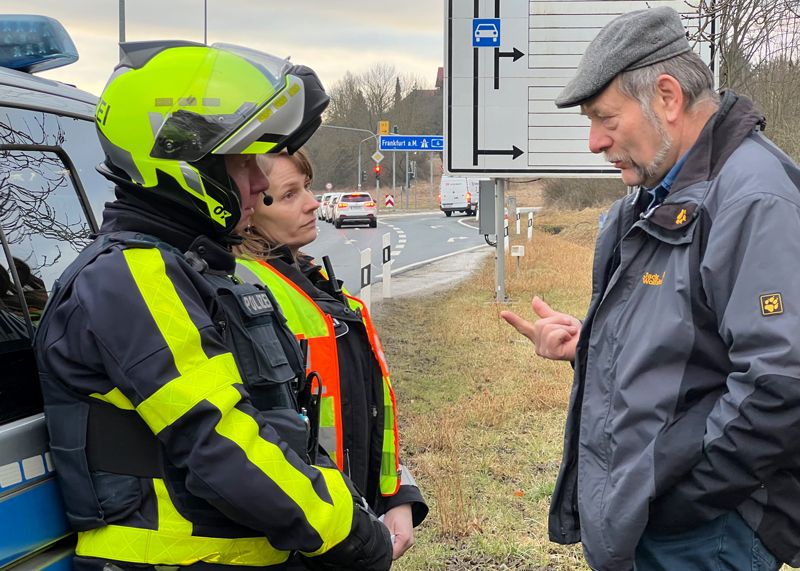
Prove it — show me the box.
[236,258,401,496]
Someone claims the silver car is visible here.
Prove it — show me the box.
[332,192,378,228]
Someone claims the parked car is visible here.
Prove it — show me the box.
[324,192,342,223]
[0,15,116,569]
[332,192,378,228]
[318,192,336,220]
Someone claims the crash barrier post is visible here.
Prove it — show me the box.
[382,233,392,299]
[528,211,534,241]
[360,247,372,312]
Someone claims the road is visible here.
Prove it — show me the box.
[303,211,489,294]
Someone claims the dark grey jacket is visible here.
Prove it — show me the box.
[549,92,800,570]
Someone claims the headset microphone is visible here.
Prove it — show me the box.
[262,194,273,206]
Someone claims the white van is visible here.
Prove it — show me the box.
[438,176,480,217]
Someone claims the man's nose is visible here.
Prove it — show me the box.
[250,161,270,195]
[588,124,612,155]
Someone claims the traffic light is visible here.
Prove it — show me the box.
[361,170,367,183]
[373,164,382,180]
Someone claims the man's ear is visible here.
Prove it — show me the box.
[655,74,684,123]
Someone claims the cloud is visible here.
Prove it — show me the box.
[9,0,443,95]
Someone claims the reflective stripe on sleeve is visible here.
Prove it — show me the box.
[206,385,354,553]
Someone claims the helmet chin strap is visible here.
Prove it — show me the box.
[262,194,273,206]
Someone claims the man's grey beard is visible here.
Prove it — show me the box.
[606,110,673,186]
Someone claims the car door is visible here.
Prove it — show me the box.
[0,102,112,569]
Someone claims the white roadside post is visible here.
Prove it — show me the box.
[528,211,534,241]
[382,233,392,299]
[503,216,509,252]
[515,211,521,235]
[360,247,372,312]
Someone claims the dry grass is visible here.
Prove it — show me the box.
[376,207,605,570]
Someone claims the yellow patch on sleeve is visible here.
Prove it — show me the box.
[760,293,784,316]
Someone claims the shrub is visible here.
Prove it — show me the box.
[542,177,627,210]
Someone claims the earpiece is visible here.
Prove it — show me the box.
[262,194,273,206]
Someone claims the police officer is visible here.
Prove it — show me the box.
[35,41,392,571]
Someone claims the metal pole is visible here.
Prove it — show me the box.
[357,144,362,190]
[392,152,396,193]
[404,151,409,208]
[495,178,506,303]
[118,0,126,60]
[430,152,434,197]
[204,0,208,44]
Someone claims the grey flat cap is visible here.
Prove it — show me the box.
[555,6,691,108]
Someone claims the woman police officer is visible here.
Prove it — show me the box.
[234,150,428,561]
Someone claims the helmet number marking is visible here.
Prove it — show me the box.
[213,205,232,219]
[96,99,111,126]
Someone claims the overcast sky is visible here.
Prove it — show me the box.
[5,1,444,95]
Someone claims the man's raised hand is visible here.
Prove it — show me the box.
[500,296,581,361]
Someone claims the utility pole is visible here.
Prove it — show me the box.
[204,0,208,44]
[118,0,126,60]
[404,151,410,208]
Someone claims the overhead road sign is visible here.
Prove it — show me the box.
[379,135,444,151]
[444,0,714,177]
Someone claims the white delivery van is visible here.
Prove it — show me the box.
[438,176,480,217]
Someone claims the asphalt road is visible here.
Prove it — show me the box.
[303,210,490,295]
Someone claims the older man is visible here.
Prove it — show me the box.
[502,6,800,571]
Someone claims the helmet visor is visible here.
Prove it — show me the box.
[150,43,292,162]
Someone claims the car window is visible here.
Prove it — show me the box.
[0,107,114,226]
[341,194,372,203]
[0,147,95,423]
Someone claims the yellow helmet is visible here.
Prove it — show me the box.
[95,40,329,236]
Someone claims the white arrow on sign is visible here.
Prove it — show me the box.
[372,151,384,163]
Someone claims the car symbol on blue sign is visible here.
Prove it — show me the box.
[473,19,500,47]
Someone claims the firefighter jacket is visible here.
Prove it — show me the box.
[35,198,391,571]
[549,91,800,569]
[236,252,428,526]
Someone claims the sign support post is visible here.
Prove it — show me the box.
[495,178,507,303]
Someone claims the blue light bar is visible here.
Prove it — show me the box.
[0,15,78,73]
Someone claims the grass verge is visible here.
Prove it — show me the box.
[375,208,606,570]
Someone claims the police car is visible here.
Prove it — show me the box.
[0,15,113,569]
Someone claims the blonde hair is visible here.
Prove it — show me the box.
[233,149,314,262]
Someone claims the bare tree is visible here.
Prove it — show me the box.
[685,0,800,159]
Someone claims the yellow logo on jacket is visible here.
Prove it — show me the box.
[675,208,688,225]
[642,272,666,286]
[760,293,783,316]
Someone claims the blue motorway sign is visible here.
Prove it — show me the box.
[472,18,500,47]
[379,135,444,151]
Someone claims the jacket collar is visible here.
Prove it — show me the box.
[99,193,237,273]
[671,90,766,192]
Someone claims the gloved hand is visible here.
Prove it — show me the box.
[302,494,393,571]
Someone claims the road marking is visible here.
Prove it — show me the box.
[447,237,469,243]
